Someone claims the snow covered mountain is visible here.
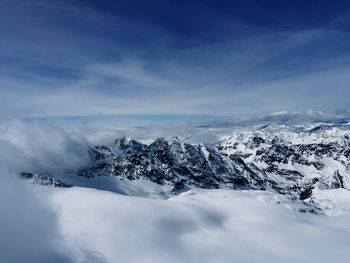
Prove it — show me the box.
[22,121,350,203]
[217,126,350,193]
[11,118,350,262]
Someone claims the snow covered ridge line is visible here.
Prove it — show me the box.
[20,126,350,204]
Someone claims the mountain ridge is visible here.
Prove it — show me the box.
[21,123,350,204]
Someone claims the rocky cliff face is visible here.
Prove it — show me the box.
[217,128,350,196]
[78,137,259,192]
[75,126,350,198]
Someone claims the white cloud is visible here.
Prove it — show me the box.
[86,61,172,89]
[0,120,91,173]
[0,120,105,262]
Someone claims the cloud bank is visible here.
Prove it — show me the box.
[0,120,103,263]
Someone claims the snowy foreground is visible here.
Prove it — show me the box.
[2,118,350,262]
[51,187,350,263]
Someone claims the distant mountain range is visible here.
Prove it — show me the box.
[21,118,350,204]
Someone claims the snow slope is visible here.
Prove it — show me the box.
[52,187,350,263]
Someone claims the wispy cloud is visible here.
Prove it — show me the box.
[0,1,350,118]
[0,120,108,262]
[2,0,77,11]
[86,61,172,90]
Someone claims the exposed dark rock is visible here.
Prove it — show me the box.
[20,127,350,200]
[20,172,73,188]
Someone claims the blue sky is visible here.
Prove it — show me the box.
[1,0,350,119]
